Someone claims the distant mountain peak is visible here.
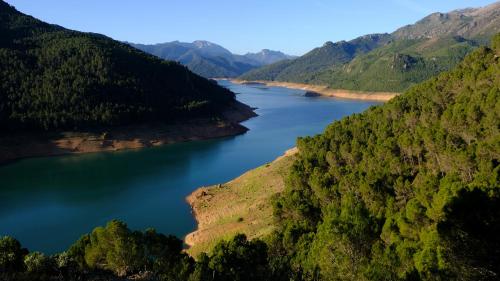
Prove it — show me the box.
[130,40,293,78]
[243,49,296,65]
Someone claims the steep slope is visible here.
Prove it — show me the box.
[130,41,293,78]
[393,2,500,41]
[240,34,392,82]
[184,52,259,78]
[274,34,500,280]
[313,35,479,92]
[0,1,250,131]
[238,59,296,81]
[241,2,500,92]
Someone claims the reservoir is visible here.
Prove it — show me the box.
[0,80,379,253]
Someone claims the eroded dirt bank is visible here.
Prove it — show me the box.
[0,101,256,164]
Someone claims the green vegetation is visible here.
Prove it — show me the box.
[1,1,499,279]
[270,34,500,280]
[312,36,478,92]
[240,3,500,93]
[240,34,391,82]
[0,221,273,281]
[192,234,270,281]
[186,150,297,257]
[2,35,497,281]
[0,2,236,131]
[130,41,294,78]
[240,35,480,92]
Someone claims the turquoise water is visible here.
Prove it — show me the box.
[0,80,378,253]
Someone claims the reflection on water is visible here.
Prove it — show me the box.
[0,80,379,253]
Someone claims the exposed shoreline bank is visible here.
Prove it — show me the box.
[229,79,399,101]
[0,101,257,165]
[185,147,298,257]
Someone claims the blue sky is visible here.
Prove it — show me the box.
[5,0,498,55]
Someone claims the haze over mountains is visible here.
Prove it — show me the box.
[130,40,295,78]
[241,1,500,92]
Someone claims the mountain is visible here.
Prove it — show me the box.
[392,2,500,41]
[131,40,233,60]
[1,34,498,281]
[0,1,250,131]
[240,33,392,81]
[274,34,500,280]
[312,35,479,92]
[243,49,296,65]
[130,41,294,78]
[241,2,500,92]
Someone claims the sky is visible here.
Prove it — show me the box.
[4,0,499,56]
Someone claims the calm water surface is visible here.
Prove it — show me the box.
[0,80,378,253]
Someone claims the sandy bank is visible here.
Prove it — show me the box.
[230,79,399,101]
[0,101,256,165]
[185,147,298,257]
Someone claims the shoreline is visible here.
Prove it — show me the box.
[229,79,399,101]
[185,147,298,257]
[0,101,257,165]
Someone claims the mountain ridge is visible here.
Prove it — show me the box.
[240,33,392,82]
[129,40,294,78]
[240,2,500,92]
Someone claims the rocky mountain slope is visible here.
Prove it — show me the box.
[241,2,500,92]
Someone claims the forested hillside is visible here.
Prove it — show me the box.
[0,1,239,131]
[1,32,498,281]
[272,33,500,280]
[241,2,500,92]
[240,34,392,81]
[312,36,479,92]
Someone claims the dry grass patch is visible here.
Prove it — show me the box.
[185,148,297,257]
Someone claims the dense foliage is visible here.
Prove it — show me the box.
[0,1,236,131]
[190,234,271,281]
[272,34,500,280]
[0,221,273,281]
[240,3,499,93]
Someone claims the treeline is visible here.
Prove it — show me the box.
[0,220,273,281]
[0,1,236,131]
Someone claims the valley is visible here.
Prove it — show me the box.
[0,1,499,280]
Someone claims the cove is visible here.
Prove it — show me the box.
[0,80,379,254]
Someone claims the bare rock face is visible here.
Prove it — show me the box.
[392,2,500,40]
